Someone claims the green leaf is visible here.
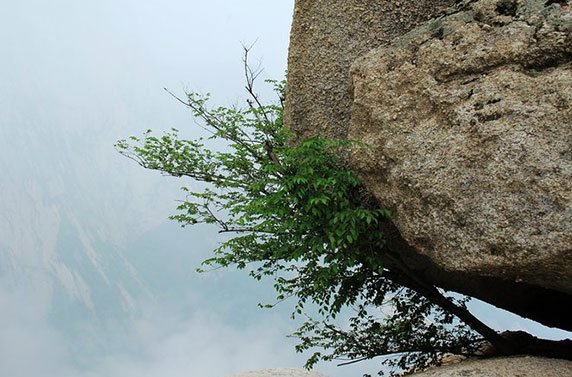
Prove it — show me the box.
[117,75,479,377]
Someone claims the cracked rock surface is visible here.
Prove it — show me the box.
[285,0,457,140]
[349,0,571,308]
[411,356,572,376]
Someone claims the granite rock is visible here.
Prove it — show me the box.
[411,356,572,377]
[285,0,572,330]
[348,0,572,324]
[285,0,457,140]
[225,368,329,377]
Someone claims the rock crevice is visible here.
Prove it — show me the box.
[286,0,572,330]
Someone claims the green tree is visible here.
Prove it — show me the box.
[116,55,519,376]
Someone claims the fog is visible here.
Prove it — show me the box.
[0,275,302,377]
[1,1,570,377]
[0,1,381,376]
[0,1,321,376]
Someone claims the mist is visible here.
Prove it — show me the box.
[0,274,303,377]
[0,1,383,376]
[0,1,315,376]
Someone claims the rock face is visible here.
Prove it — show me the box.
[349,0,572,318]
[410,356,572,377]
[285,0,458,140]
[225,368,329,377]
[286,0,572,329]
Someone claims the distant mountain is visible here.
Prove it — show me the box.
[0,101,285,366]
[0,88,189,352]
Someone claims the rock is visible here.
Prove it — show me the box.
[285,0,572,330]
[410,356,572,377]
[347,0,572,328]
[224,368,329,377]
[285,0,458,140]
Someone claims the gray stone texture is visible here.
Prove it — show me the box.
[225,369,329,377]
[285,0,572,329]
[349,0,572,297]
[285,0,457,140]
[411,356,572,377]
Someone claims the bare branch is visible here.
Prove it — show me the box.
[241,44,275,138]
[164,87,265,162]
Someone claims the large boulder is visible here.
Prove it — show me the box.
[410,356,572,377]
[348,0,572,324]
[286,0,572,330]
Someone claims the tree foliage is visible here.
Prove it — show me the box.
[116,57,517,376]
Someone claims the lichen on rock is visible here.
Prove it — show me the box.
[224,368,330,377]
[285,0,459,140]
[409,355,572,377]
[348,0,572,317]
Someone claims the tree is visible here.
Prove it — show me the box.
[116,51,522,376]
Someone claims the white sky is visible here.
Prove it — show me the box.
[0,0,295,248]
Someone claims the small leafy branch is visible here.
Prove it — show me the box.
[116,49,520,376]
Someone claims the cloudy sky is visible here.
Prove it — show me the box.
[0,1,380,376]
[0,1,309,376]
[0,2,570,377]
